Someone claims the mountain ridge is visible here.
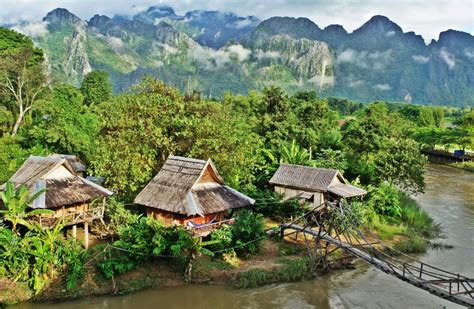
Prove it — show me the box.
[7,6,474,107]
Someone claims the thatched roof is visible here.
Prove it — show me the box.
[49,154,87,173]
[1,156,112,209]
[134,156,254,216]
[269,164,366,198]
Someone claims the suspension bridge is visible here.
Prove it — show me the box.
[277,201,474,307]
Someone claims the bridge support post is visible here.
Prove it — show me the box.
[84,222,89,249]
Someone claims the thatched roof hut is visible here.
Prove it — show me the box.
[269,164,366,204]
[49,154,87,175]
[135,156,254,226]
[1,155,112,209]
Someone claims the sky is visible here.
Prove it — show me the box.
[0,0,473,42]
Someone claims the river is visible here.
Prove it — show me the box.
[14,164,473,309]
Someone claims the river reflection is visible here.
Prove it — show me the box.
[13,164,473,309]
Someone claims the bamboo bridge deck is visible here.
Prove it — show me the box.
[278,202,474,307]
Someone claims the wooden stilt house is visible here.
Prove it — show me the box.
[48,154,87,177]
[0,155,113,247]
[134,156,255,235]
[269,164,366,205]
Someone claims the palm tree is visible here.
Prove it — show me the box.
[0,181,53,233]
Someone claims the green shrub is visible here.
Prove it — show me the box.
[233,268,270,288]
[394,237,428,253]
[276,258,311,282]
[0,224,88,294]
[398,192,440,238]
[208,225,233,253]
[96,217,196,279]
[103,197,140,233]
[231,209,265,256]
[367,183,401,217]
[61,239,89,291]
[253,189,307,221]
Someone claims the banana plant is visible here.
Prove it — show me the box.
[0,181,53,234]
[0,226,30,282]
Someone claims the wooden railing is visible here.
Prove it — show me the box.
[37,206,104,228]
[187,218,235,236]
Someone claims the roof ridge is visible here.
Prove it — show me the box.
[280,163,338,172]
[29,155,63,162]
[168,155,207,164]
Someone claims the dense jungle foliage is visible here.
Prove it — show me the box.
[0,27,472,300]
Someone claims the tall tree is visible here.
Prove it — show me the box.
[432,107,445,128]
[374,139,427,194]
[0,29,46,137]
[258,86,296,148]
[92,78,185,199]
[28,84,100,160]
[80,70,112,106]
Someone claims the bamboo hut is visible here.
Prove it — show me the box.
[134,156,255,236]
[0,155,113,247]
[48,154,87,177]
[269,164,366,206]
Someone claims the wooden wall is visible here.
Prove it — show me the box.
[274,186,325,207]
[41,203,90,219]
[146,208,227,226]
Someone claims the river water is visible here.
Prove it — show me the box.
[14,164,473,309]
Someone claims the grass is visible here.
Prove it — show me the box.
[232,257,313,288]
[393,237,428,254]
[369,215,406,240]
[232,268,271,288]
[398,192,441,238]
[276,258,312,282]
[448,161,474,172]
[278,242,303,256]
[368,191,443,253]
[194,257,234,271]
[0,278,32,305]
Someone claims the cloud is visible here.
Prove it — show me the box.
[256,50,281,60]
[337,48,392,70]
[188,44,251,69]
[373,83,391,91]
[106,36,124,49]
[440,48,455,69]
[12,21,49,38]
[385,30,396,37]
[308,74,335,88]
[464,49,474,59]
[226,44,251,61]
[348,79,364,88]
[412,55,430,64]
[230,18,258,29]
[155,42,178,54]
[337,49,357,62]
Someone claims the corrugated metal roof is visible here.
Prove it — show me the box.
[269,164,339,192]
[327,183,367,198]
[269,164,366,198]
[134,155,254,215]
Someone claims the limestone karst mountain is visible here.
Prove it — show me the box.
[9,6,474,106]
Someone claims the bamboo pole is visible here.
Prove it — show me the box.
[84,222,89,249]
